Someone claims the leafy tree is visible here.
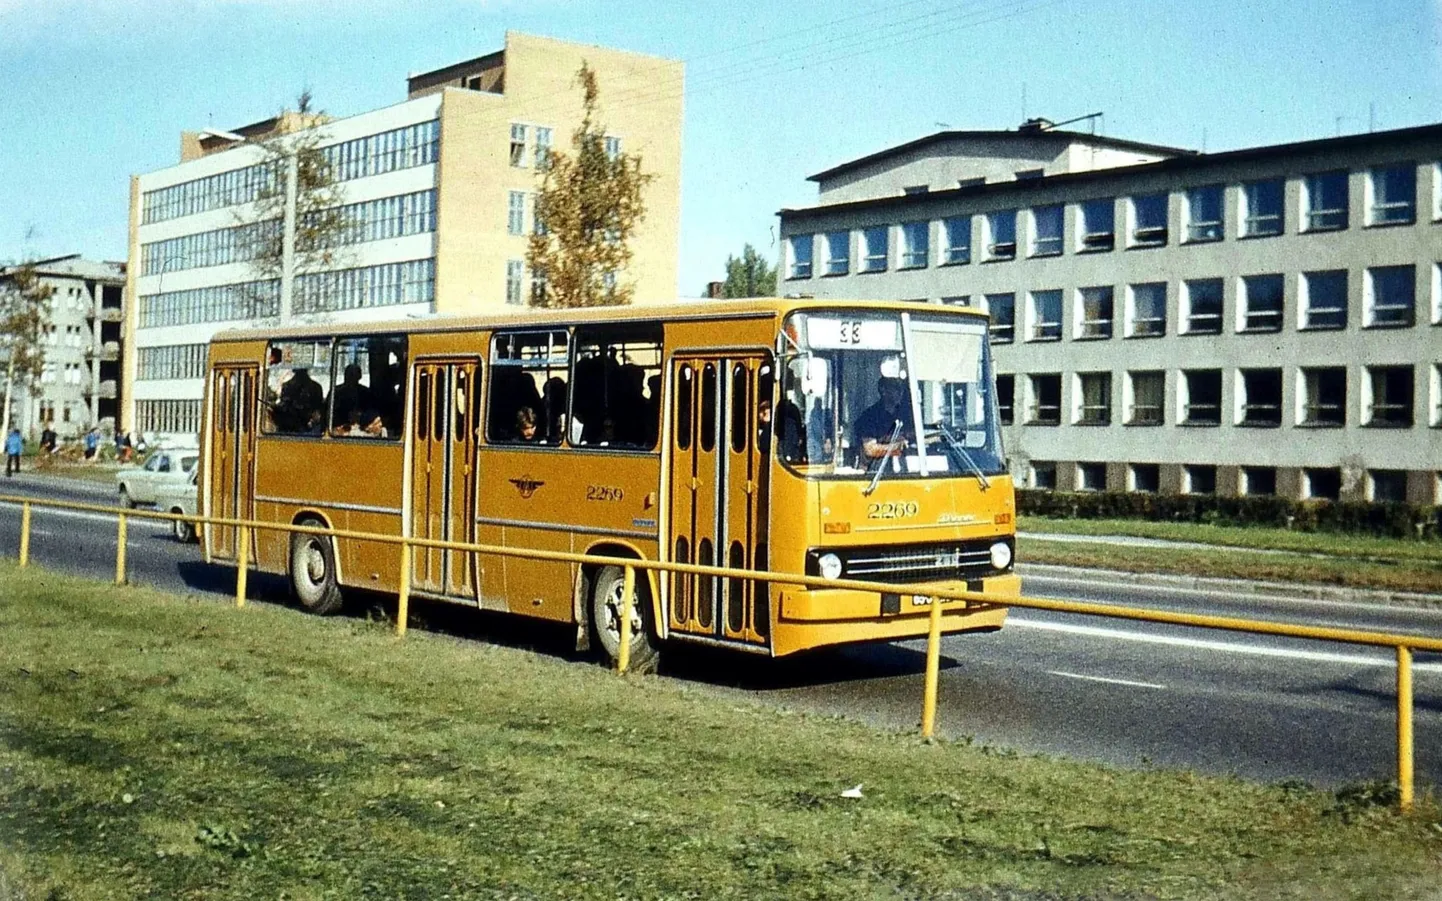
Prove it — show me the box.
[0,262,54,437]
[719,244,777,298]
[527,64,653,308]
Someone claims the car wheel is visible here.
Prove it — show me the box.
[589,564,661,674]
[288,518,344,614]
[171,509,195,544]
[118,485,137,509]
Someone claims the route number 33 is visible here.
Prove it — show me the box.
[836,320,864,345]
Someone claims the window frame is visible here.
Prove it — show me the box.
[1030,204,1063,257]
[1241,179,1285,238]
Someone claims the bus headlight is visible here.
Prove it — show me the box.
[989,541,1013,571]
[817,553,843,581]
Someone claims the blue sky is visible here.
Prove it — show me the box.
[1,0,1439,295]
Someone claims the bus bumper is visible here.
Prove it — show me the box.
[770,572,1019,657]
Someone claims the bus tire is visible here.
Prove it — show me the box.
[590,564,661,674]
[288,519,344,615]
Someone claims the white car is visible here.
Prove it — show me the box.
[117,448,200,508]
[153,467,200,543]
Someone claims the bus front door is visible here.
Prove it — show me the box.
[668,355,771,647]
[207,365,257,562]
[409,359,481,599]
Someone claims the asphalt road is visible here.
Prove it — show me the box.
[2,472,1438,789]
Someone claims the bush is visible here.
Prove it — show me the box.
[1017,490,1441,540]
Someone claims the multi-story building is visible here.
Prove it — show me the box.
[1,254,125,438]
[124,31,684,438]
[777,120,1442,505]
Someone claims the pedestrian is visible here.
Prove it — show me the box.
[5,428,22,477]
[118,431,133,464]
[39,426,57,455]
[83,427,100,461]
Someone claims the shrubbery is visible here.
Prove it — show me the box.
[1017,489,1441,540]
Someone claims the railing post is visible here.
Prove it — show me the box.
[1398,645,1414,812]
[235,525,249,608]
[920,596,944,739]
[115,513,127,585]
[395,540,411,637]
[19,501,31,567]
[617,564,635,674]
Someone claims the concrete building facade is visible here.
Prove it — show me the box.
[124,32,684,438]
[1,255,125,438]
[778,121,1442,504]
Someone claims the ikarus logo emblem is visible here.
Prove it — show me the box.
[509,475,544,499]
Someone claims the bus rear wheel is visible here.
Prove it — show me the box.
[289,519,344,615]
[590,565,660,674]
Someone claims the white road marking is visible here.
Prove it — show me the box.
[1047,670,1165,690]
[0,501,170,532]
[1008,616,1442,672]
[1021,571,1442,616]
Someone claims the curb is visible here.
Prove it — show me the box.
[1019,561,1442,608]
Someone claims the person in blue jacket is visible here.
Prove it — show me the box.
[5,428,22,477]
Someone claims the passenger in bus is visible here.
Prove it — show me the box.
[278,367,325,433]
[333,407,386,439]
[515,406,539,442]
[541,377,567,442]
[854,376,910,460]
[807,404,835,462]
[331,364,376,428]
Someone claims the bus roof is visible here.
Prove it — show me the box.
[208,297,990,344]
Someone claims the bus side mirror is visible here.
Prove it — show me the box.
[802,357,829,398]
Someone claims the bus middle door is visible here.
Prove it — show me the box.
[409,359,481,599]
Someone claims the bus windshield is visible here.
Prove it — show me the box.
[776,310,1005,480]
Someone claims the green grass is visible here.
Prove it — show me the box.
[1020,516,1442,597]
[1,563,1440,900]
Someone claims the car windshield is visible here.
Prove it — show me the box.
[775,310,1005,481]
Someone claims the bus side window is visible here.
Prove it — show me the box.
[327,334,405,440]
[488,330,567,444]
[416,369,432,441]
[730,363,749,454]
[700,363,717,452]
[572,323,663,450]
[676,365,693,451]
[264,339,332,437]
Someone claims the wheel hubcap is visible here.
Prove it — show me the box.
[605,583,642,644]
[305,543,326,583]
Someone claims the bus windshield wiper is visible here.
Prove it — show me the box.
[929,420,990,491]
[863,419,903,496]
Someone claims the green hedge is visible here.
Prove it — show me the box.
[1016,489,1442,540]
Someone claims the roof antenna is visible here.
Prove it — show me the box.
[1021,82,1027,123]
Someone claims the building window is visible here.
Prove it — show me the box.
[996,374,1014,425]
[534,127,553,170]
[1365,265,1415,327]
[903,184,929,195]
[1079,199,1115,251]
[1365,365,1414,427]
[293,258,436,314]
[1301,270,1348,329]
[942,216,970,265]
[1434,262,1442,325]
[1240,274,1284,333]
[1432,363,1442,427]
[1243,466,1276,496]
[787,234,813,279]
[507,191,526,236]
[822,231,849,275]
[1182,278,1223,335]
[1299,367,1346,426]
[322,120,440,182]
[986,293,1015,343]
[1027,290,1062,341]
[1126,371,1164,425]
[1303,171,1349,231]
[139,280,280,327]
[1129,463,1160,493]
[1016,167,1044,181]
[1181,370,1222,425]
[136,399,204,436]
[1077,462,1106,492]
[1027,373,1061,425]
[1077,286,1113,339]
[900,221,929,269]
[1030,461,1057,489]
[136,343,208,381]
[985,210,1016,260]
[1369,470,1408,502]
[505,260,524,306]
[1126,282,1167,337]
[1304,468,1341,500]
[861,226,888,272]
[1241,179,1284,237]
[1184,185,1223,242]
[1238,369,1283,427]
[603,136,622,161]
[1184,465,1217,495]
[1368,164,1416,225]
[942,295,970,306]
[1030,205,1063,256]
[1129,193,1168,247]
[509,123,528,167]
[1075,372,1111,425]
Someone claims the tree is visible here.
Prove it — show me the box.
[0,262,54,438]
[527,64,653,308]
[719,244,777,298]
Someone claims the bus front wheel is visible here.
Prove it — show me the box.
[288,519,344,615]
[590,565,660,674]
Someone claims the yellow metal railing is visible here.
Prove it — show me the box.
[2,492,1436,811]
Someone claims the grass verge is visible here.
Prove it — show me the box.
[1020,517,1442,597]
[1,563,1439,900]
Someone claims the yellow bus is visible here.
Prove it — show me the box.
[202,298,1018,667]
